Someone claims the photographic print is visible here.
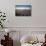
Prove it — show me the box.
[15,5,32,16]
